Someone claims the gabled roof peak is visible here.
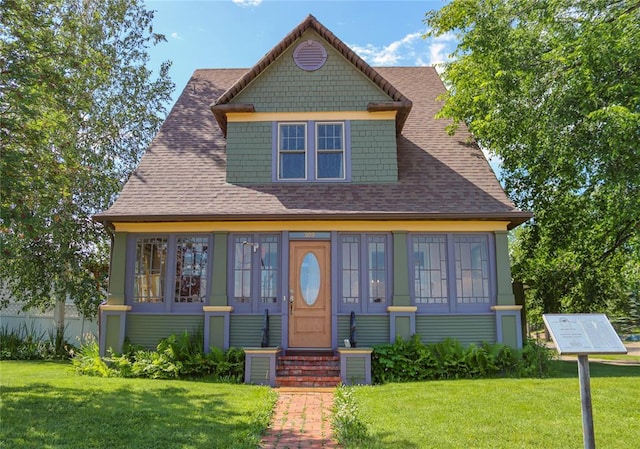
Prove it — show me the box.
[211,14,412,135]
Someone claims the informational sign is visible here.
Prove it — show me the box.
[543,314,627,449]
[543,314,627,355]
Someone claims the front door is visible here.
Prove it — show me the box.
[288,241,331,348]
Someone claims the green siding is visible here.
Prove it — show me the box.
[415,315,496,345]
[211,233,228,306]
[125,315,203,349]
[230,315,282,347]
[350,120,397,183]
[394,315,412,341]
[209,315,225,350]
[233,30,390,111]
[105,314,121,352]
[249,357,271,384]
[226,29,399,185]
[501,315,518,348]
[495,231,516,305]
[108,233,127,305]
[338,315,389,347]
[346,357,366,384]
[226,122,272,184]
[392,232,411,306]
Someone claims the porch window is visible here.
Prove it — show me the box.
[174,236,208,303]
[129,234,212,311]
[338,233,390,313]
[410,234,494,313]
[231,234,281,313]
[134,237,167,303]
[341,235,359,305]
[454,235,490,305]
[368,236,387,305]
[413,235,448,310]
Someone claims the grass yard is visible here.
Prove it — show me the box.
[0,361,276,449]
[348,361,640,449]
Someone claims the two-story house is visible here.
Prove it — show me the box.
[95,15,531,385]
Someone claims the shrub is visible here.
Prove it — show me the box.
[73,331,245,382]
[0,323,75,360]
[371,335,554,384]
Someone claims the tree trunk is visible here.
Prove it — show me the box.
[53,299,66,353]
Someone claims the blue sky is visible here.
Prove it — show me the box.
[146,0,456,105]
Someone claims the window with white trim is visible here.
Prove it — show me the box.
[338,233,390,313]
[230,234,281,313]
[129,234,212,311]
[275,121,350,181]
[410,234,494,313]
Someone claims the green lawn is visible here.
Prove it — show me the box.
[0,361,276,449]
[348,361,640,449]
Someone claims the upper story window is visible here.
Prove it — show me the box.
[275,121,350,182]
[230,234,281,314]
[338,233,390,313]
[129,234,212,312]
[410,233,494,313]
[279,123,307,179]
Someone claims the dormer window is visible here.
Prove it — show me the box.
[275,121,351,182]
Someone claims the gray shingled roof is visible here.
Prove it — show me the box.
[95,17,531,229]
[96,66,530,228]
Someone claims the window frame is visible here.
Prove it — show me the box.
[126,234,213,313]
[409,233,495,314]
[338,233,391,314]
[228,233,282,314]
[273,120,351,182]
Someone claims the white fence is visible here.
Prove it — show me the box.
[0,301,98,347]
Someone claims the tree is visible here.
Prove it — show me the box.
[0,0,174,344]
[425,0,640,318]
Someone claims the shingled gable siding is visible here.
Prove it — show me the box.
[231,30,391,112]
[350,120,397,183]
[225,30,399,184]
[226,122,272,184]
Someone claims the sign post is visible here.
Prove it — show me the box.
[543,314,627,449]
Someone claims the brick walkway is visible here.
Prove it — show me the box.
[260,388,340,449]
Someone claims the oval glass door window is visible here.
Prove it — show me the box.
[300,252,320,306]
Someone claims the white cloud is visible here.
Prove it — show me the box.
[349,32,422,66]
[348,30,457,68]
[170,32,183,40]
[232,0,262,7]
[426,31,457,70]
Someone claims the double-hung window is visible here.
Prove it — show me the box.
[338,233,390,313]
[129,234,212,312]
[278,123,307,179]
[410,234,494,313]
[276,121,349,181]
[230,234,281,313]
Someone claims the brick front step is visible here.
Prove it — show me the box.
[275,352,341,387]
[277,368,340,377]
[275,376,342,388]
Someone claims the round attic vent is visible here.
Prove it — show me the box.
[293,40,327,71]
